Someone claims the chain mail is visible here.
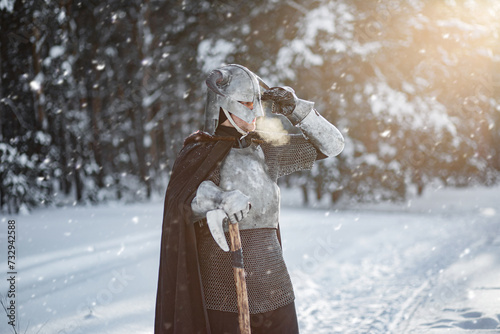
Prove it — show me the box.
[196,226,295,314]
[260,133,318,181]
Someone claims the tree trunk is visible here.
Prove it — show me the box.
[31,18,45,129]
[301,184,309,205]
[70,133,83,202]
[131,4,152,198]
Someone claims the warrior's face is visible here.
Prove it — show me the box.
[224,102,257,133]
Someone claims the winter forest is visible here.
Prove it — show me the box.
[1,0,500,213]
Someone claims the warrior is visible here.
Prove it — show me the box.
[155,64,344,334]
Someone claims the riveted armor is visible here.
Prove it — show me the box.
[196,133,319,314]
[192,65,345,318]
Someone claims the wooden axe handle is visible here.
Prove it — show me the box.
[228,222,251,334]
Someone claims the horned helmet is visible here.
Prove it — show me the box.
[204,64,268,135]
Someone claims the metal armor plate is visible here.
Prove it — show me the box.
[218,143,280,231]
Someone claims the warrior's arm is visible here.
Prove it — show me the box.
[262,87,345,157]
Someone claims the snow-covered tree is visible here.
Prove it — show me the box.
[264,0,500,203]
[1,0,499,212]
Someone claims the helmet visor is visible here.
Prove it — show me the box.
[219,94,264,124]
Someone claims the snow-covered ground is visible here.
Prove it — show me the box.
[1,185,499,333]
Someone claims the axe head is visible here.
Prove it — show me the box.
[206,209,230,252]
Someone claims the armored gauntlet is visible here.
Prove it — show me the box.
[191,180,251,224]
[262,86,345,157]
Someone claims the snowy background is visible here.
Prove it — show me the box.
[1,184,499,334]
[1,0,500,213]
[2,0,500,333]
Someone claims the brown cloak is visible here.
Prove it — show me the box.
[154,131,235,334]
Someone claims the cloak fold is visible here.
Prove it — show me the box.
[154,132,234,334]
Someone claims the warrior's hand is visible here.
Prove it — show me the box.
[191,181,252,224]
[221,189,251,224]
[261,86,298,116]
[191,181,251,251]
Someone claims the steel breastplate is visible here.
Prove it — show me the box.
[219,143,280,231]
